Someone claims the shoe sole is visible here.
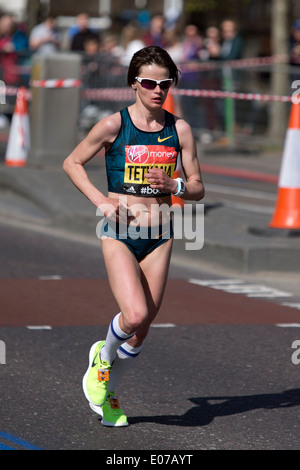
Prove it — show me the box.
[89,402,129,427]
[82,341,107,406]
[102,417,129,427]
[89,402,103,416]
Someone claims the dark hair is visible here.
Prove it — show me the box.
[127,46,180,87]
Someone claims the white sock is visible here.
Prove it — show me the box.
[101,313,135,364]
[108,342,144,393]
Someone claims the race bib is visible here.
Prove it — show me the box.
[123,144,177,196]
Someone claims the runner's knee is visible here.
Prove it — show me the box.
[121,306,148,333]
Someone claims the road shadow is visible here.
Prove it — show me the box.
[129,388,300,427]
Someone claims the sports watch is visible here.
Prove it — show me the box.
[173,177,185,197]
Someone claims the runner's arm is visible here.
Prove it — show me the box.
[175,118,205,201]
[145,119,204,200]
[63,113,121,208]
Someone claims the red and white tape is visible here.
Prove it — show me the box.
[6,86,31,99]
[171,88,293,102]
[180,53,288,72]
[81,87,293,103]
[82,88,135,101]
[4,85,294,103]
[30,79,82,88]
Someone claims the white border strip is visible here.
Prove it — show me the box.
[26,326,52,330]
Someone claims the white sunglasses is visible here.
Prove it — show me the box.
[135,77,173,90]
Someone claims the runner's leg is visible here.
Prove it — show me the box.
[100,238,149,365]
[129,237,173,347]
[102,237,173,390]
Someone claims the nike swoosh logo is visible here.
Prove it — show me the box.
[158,135,173,143]
[92,353,98,367]
[155,231,168,239]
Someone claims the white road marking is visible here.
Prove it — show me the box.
[205,183,276,201]
[276,324,300,327]
[281,303,300,310]
[189,278,292,298]
[26,326,52,330]
[39,275,62,280]
[205,183,276,213]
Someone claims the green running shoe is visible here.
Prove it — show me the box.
[89,392,128,427]
[82,341,111,406]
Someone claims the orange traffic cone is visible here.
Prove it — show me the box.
[5,87,30,167]
[163,89,175,115]
[163,90,185,207]
[269,102,300,229]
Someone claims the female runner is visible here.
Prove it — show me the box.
[63,46,204,427]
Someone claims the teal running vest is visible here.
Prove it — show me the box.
[105,107,180,197]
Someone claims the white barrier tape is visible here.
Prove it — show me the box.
[225,53,288,68]
[82,88,135,101]
[171,88,293,102]
[4,86,294,103]
[82,87,293,103]
[180,53,288,72]
[30,79,82,88]
[6,86,31,100]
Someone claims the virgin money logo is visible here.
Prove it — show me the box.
[127,145,149,164]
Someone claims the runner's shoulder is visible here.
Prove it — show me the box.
[89,111,122,145]
[174,115,193,142]
[98,111,122,135]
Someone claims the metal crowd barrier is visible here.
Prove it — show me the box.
[0,51,298,148]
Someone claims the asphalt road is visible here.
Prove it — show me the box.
[1,221,300,453]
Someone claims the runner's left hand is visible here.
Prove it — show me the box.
[145,168,177,194]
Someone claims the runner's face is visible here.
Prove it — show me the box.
[133,64,171,109]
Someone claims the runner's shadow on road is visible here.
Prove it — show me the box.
[129,388,300,427]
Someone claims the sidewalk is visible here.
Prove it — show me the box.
[0,145,299,274]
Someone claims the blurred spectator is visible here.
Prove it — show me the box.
[217,20,244,135]
[204,26,221,60]
[0,14,18,84]
[29,16,61,55]
[164,29,183,63]
[180,24,206,131]
[219,19,243,60]
[181,24,205,62]
[164,5,181,32]
[97,33,123,87]
[142,14,165,47]
[118,23,144,67]
[71,14,99,52]
[63,13,90,49]
[82,37,101,89]
[67,13,93,40]
[202,26,222,132]
[12,20,29,53]
[11,18,29,85]
[100,32,121,59]
[137,10,150,30]
[219,18,244,89]
[290,19,300,67]
[84,36,100,56]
